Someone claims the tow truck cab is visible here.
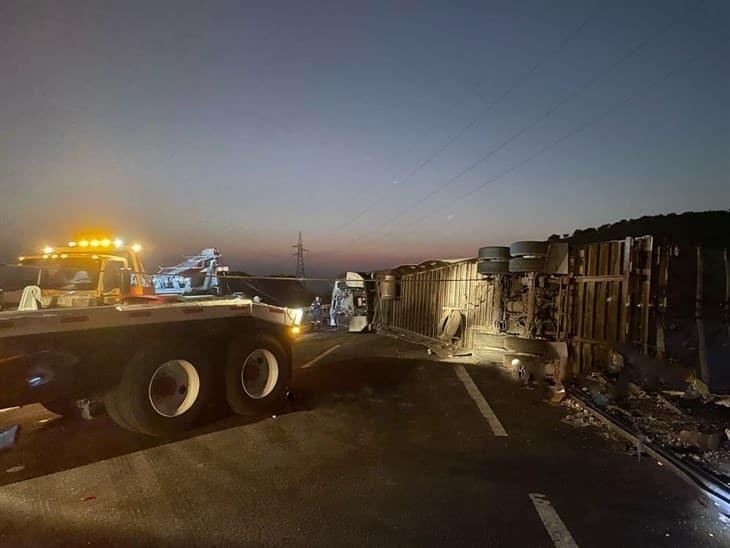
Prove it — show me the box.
[2,240,152,309]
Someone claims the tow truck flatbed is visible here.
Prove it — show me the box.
[0,295,303,436]
[0,297,301,338]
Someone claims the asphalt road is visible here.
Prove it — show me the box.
[0,332,727,546]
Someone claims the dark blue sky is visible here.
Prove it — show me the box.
[1,0,727,274]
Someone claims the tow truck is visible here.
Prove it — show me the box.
[153,248,227,296]
[0,238,303,436]
[0,238,150,310]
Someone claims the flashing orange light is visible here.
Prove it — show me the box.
[90,239,100,247]
[68,241,77,247]
[100,239,111,247]
[43,254,49,259]
[60,254,68,259]
[291,325,301,335]
[18,256,25,261]
[43,246,54,254]
[113,238,124,248]
[131,243,142,253]
[79,240,89,248]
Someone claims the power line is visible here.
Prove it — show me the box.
[394,29,716,240]
[342,5,597,229]
[355,2,693,245]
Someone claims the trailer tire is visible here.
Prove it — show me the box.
[477,260,510,274]
[509,257,545,273]
[105,341,212,436]
[478,246,511,260]
[509,241,548,257]
[225,334,291,416]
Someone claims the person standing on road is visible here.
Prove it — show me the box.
[310,296,323,329]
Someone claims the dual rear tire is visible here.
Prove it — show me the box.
[104,334,291,437]
[224,335,291,416]
[477,246,510,275]
[104,341,212,437]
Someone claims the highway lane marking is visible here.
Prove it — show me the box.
[453,365,508,437]
[529,493,579,548]
[300,344,342,369]
[0,407,19,414]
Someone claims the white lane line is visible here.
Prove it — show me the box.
[529,493,579,548]
[0,407,20,414]
[300,344,342,369]
[453,364,508,437]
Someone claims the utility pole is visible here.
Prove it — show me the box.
[292,232,308,285]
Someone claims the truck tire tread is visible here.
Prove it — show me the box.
[109,341,212,436]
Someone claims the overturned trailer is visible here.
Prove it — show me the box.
[372,234,730,393]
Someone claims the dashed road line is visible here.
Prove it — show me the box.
[300,344,342,369]
[453,364,508,437]
[529,493,579,548]
[0,407,19,413]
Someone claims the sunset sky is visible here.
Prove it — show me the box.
[1,0,728,275]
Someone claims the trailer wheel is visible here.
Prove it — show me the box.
[104,341,212,436]
[477,260,509,274]
[509,257,545,273]
[225,334,291,415]
[509,241,548,257]
[478,246,511,260]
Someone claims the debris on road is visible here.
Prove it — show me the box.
[657,395,684,416]
[561,399,605,429]
[678,430,722,452]
[685,377,711,400]
[570,368,730,481]
[546,383,566,404]
[0,424,21,453]
[591,392,608,407]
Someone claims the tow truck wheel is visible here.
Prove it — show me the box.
[225,334,291,415]
[104,341,212,436]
